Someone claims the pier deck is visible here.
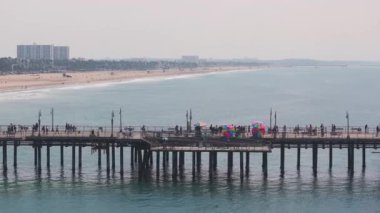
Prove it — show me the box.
[1,124,380,178]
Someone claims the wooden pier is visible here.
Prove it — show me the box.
[1,124,380,179]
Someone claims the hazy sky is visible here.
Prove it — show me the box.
[1,0,380,60]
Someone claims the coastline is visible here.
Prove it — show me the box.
[0,66,266,93]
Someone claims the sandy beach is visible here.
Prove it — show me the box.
[0,66,261,92]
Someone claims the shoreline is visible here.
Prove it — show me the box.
[0,66,267,93]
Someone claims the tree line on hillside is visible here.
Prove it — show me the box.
[0,57,265,74]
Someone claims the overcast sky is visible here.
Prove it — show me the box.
[1,0,380,60]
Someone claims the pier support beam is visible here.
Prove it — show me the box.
[329,141,333,169]
[262,152,268,177]
[134,147,138,163]
[245,152,250,176]
[172,151,178,179]
[297,142,301,170]
[213,152,217,170]
[34,146,37,167]
[13,141,17,168]
[138,149,142,171]
[2,141,7,171]
[149,151,153,168]
[71,142,75,172]
[98,143,101,168]
[120,144,124,174]
[192,152,195,174]
[362,141,366,169]
[60,143,64,167]
[156,151,160,178]
[312,142,318,176]
[240,152,244,178]
[78,143,82,170]
[130,146,134,168]
[179,151,184,171]
[209,152,213,176]
[106,142,110,174]
[227,152,233,176]
[280,142,285,177]
[111,141,115,172]
[196,151,201,171]
[37,144,41,171]
[162,151,167,168]
[47,143,50,168]
[348,139,354,174]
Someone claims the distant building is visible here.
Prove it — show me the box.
[17,44,70,60]
[53,46,70,60]
[181,55,199,63]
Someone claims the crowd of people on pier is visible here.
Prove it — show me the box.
[2,122,380,139]
[65,123,78,133]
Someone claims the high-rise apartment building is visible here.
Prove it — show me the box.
[53,46,70,60]
[17,44,70,60]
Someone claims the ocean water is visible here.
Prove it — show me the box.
[0,66,380,212]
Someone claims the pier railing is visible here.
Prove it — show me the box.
[0,124,379,140]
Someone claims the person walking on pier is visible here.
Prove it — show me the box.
[320,124,324,137]
[376,125,379,137]
[365,124,368,134]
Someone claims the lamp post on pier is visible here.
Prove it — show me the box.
[38,110,41,137]
[111,110,114,138]
[186,110,189,132]
[269,108,272,133]
[119,108,122,133]
[346,111,350,139]
[50,108,54,132]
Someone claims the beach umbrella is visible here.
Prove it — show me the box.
[252,121,267,138]
[222,124,236,139]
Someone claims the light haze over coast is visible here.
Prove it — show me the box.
[1,0,380,60]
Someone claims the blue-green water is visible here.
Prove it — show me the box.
[1,66,380,212]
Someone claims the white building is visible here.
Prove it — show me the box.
[17,44,70,60]
[53,46,70,60]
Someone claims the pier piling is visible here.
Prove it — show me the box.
[98,144,101,168]
[78,143,82,169]
[2,141,7,171]
[192,152,195,174]
[47,143,50,168]
[71,142,75,172]
[120,144,124,173]
[245,152,250,176]
[130,146,134,168]
[362,141,366,169]
[280,142,285,177]
[209,152,213,176]
[329,141,333,169]
[262,152,268,177]
[227,152,233,176]
[34,146,37,167]
[172,151,178,179]
[312,142,318,176]
[106,143,110,173]
[297,142,301,170]
[240,152,244,178]
[156,151,160,177]
[213,152,217,170]
[13,141,17,168]
[37,145,41,171]
[196,151,201,171]
[60,143,64,167]
[111,141,115,172]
